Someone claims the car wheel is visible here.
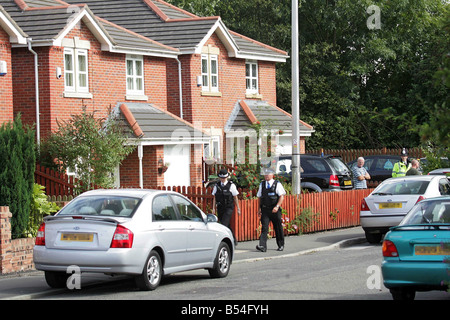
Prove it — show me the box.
[365,231,382,244]
[208,242,231,278]
[45,271,69,288]
[135,250,162,291]
[390,288,416,300]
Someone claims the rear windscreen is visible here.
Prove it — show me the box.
[328,158,350,174]
[375,180,430,195]
[57,196,141,217]
[401,200,450,225]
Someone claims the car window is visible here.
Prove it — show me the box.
[302,159,327,173]
[57,196,140,217]
[401,200,450,225]
[375,180,430,195]
[328,158,350,174]
[374,158,393,170]
[439,179,450,195]
[152,195,178,221]
[171,195,204,221]
[277,159,292,174]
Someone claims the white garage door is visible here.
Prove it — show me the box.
[164,144,190,187]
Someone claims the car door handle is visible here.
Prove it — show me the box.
[158,225,165,231]
[188,225,195,230]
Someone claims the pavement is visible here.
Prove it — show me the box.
[0,226,366,300]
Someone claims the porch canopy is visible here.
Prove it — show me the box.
[116,102,210,188]
[224,100,314,158]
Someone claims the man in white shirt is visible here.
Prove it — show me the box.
[256,168,286,252]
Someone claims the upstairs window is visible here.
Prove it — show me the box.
[64,48,89,93]
[201,54,219,92]
[126,55,144,96]
[246,60,258,94]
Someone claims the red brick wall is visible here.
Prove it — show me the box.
[0,207,35,274]
[12,22,170,140]
[166,32,278,130]
[120,145,165,188]
[0,27,13,124]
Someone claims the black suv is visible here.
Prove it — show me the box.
[347,155,400,183]
[274,155,353,192]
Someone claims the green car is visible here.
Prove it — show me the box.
[382,196,450,300]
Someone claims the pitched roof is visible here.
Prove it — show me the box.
[0,0,179,57]
[62,0,288,62]
[225,100,314,136]
[0,4,27,43]
[116,102,210,144]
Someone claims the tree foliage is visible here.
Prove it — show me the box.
[167,0,449,150]
[0,116,36,238]
[43,107,135,194]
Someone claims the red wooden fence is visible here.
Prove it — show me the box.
[307,147,424,163]
[34,164,76,197]
[231,189,373,241]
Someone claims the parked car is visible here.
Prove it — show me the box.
[274,155,353,192]
[382,196,450,300]
[428,168,450,175]
[360,175,450,243]
[33,189,234,291]
[347,155,400,182]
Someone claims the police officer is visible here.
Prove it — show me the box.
[256,168,286,252]
[392,148,412,177]
[212,169,240,245]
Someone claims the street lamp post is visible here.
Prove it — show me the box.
[291,0,301,194]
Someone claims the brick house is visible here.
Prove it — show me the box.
[0,5,26,123]
[1,0,314,189]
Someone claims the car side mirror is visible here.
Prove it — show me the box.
[206,214,218,223]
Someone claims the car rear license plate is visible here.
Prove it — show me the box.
[344,180,352,186]
[415,245,450,256]
[379,202,402,209]
[61,233,94,242]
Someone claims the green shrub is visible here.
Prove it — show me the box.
[0,116,35,238]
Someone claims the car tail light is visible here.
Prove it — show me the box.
[361,198,368,211]
[35,223,46,246]
[329,174,340,187]
[110,225,134,248]
[382,240,398,257]
[415,195,425,204]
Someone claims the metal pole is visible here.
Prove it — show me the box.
[291,0,301,194]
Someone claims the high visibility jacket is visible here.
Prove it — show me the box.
[392,161,411,177]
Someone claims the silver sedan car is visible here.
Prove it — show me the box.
[33,189,234,290]
[360,175,450,243]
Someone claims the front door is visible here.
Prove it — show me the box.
[164,144,190,187]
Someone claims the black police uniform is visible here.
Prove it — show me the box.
[258,180,284,250]
[214,180,236,238]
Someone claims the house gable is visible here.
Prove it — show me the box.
[0,23,13,123]
[0,5,27,44]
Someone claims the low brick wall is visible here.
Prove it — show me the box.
[0,207,35,274]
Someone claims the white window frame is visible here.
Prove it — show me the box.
[204,136,221,161]
[64,48,89,93]
[126,55,145,96]
[246,60,259,94]
[201,54,219,92]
